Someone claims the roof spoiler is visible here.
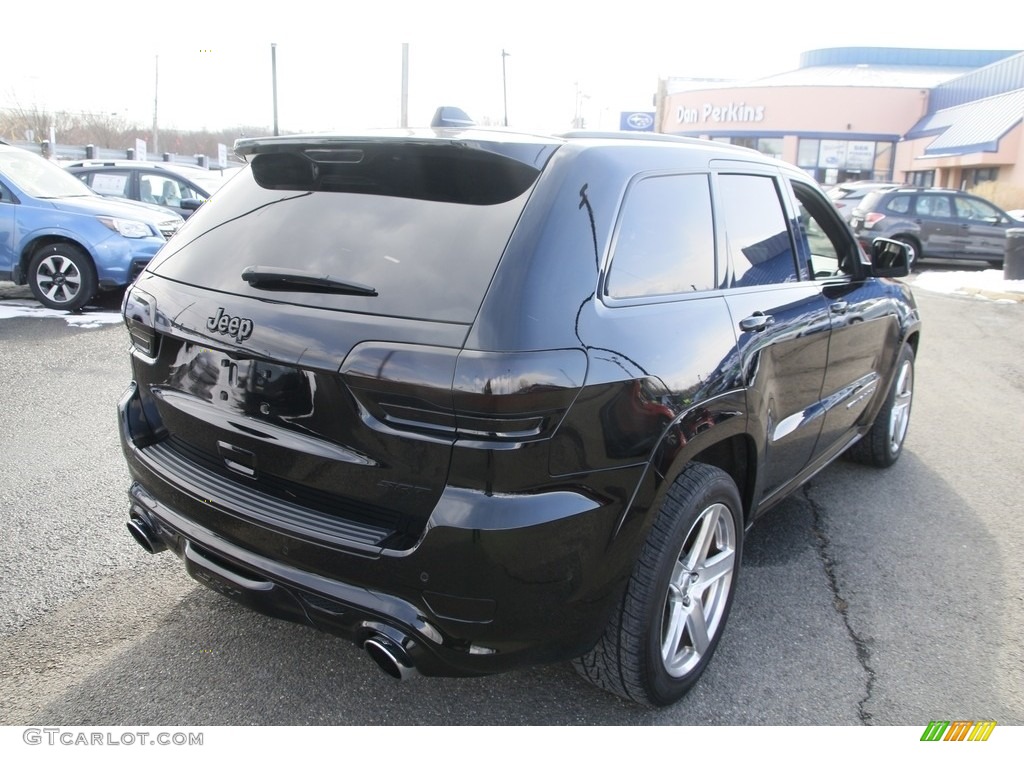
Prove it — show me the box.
[430,106,475,128]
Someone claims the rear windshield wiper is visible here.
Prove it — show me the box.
[241,266,378,296]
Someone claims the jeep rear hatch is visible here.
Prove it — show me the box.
[146,133,561,324]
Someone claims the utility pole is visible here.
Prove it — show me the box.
[501,49,510,127]
[401,43,409,128]
[152,54,159,156]
[573,81,589,129]
[271,43,279,136]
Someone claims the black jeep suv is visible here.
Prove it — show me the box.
[118,125,919,706]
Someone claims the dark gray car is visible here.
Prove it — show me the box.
[850,187,1016,268]
[65,161,239,219]
[826,181,896,222]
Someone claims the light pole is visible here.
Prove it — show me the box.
[501,49,510,127]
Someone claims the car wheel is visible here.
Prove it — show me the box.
[28,243,97,311]
[893,235,919,271]
[573,462,742,706]
[847,343,914,468]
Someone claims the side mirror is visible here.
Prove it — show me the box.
[179,198,203,210]
[870,237,910,278]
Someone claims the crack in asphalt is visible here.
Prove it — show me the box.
[803,483,876,725]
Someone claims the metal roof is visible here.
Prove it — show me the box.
[666,47,1021,94]
[906,89,1024,155]
[667,65,972,94]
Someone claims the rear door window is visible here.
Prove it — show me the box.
[915,195,951,218]
[87,171,131,199]
[884,195,911,214]
[605,173,716,299]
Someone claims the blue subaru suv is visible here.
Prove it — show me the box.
[0,143,182,311]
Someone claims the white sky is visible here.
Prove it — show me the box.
[2,1,1022,136]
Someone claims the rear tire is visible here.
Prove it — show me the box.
[847,343,914,468]
[574,463,742,706]
[893,235,919,271]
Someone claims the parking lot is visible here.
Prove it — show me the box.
[0,272,1022,726]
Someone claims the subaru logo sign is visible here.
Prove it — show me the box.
[620,111,656,132]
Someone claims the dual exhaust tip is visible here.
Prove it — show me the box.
[127,510,420,681]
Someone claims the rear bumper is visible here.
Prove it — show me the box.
[119,383,647,677]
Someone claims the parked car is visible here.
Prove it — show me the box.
[826,181,897,221]
[65,160,239,219]
[118,124,919,706]
[0,144,183,310]
[850,187,1018,268]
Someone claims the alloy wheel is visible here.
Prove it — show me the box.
[660,501,737,678]
[35,254,83,305]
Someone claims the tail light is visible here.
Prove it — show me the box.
[123,286,160,360]
[863,212,886,228]
[340,343,588,446]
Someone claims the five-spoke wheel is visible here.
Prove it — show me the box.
[574,463,742,706]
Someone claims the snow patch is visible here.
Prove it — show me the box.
[0,300,123,328]
[909,269,1024,302]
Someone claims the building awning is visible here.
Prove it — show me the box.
[905,89,1024,156]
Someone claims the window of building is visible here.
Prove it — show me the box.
[873,143,894,181]
[605,174,717,299]
[715,137,783,159]
[906,170,935,187]
[963,167,999,189]
[726,137,756,150]
[797,139,820,169]
[796,138,894,182]
[757,139,783,159]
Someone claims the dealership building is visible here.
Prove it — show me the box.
[657,47,1024,190]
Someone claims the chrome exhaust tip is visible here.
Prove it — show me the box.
[127,513,166,554]
[363,631,419,681]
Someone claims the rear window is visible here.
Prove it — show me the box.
[827,186,862,201]
[856,191,889,212]
[148,143,548,324]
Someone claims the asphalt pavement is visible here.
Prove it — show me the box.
[0,280,1021,728]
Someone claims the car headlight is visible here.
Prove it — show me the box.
[97,216,154,239]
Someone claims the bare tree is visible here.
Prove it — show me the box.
[0,94,74,144]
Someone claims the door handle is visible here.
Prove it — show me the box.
[739,312,774,332]
[830,301,849,315]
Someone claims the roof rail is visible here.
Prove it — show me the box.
[554,131,761,153]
